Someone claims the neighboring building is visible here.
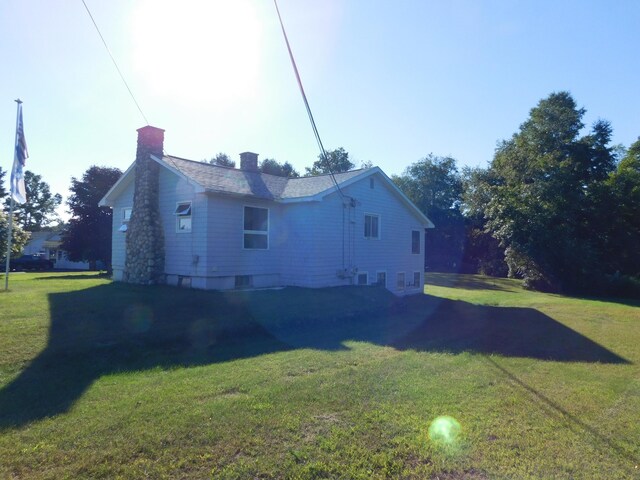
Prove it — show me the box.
[99,126,434,294]
[21,230,90,270]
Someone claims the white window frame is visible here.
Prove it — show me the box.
[413,271,422,289]
[175,201,192,233]
[364,213,380,239]
[357,272,368,285]
[412,230,421,254]
[397,272,405,291]
[376,270,387,287]
[243,205,269,250]
[119,206,132,232]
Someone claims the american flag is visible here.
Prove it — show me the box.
[11,103,28,204]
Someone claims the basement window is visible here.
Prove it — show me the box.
[175,201,192,233]
[413,272,422,289]
[235,275,253,289]
[244,206,269,249]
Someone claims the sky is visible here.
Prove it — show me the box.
[1,0,639,220]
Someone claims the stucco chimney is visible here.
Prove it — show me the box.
[124,126,166,285]
[240,152,259,172]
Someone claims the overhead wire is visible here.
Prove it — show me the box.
[80,0,149,125]
[80,1,185,172]
[272,0,345,199]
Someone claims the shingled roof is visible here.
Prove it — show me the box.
[162,155,368,201]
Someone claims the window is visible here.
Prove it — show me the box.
[357,272,368,285]
[397,272,405,290]
[244,206,268,249]
[175,202,192,232]
[119,207,132,232]
[364,214,380,239]
[369,178,375,189]
[413,272,421,289]
[376,271,386,287]
[412,230,421,254]
[235,275,252,289]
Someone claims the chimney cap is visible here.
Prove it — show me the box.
[137,125,165,134]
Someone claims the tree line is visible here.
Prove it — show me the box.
[394,92,640,297]
[2,91,638,297]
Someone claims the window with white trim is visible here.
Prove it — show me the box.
[175,202,192,232]
[413,272,421,289]
[364,213,380,239]
[244,206,268,249]
[119,207,132,232]
[357,272,368,285]
[376,271,386,287]
[412,230,421,254]
[397,272,405,290]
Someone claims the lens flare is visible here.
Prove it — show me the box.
[123,304,153,334]
[428,416,461,445]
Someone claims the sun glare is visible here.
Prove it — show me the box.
[131,0,262,106]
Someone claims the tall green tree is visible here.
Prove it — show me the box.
[0,210,30,258]
[0,166,7,200]
[259,158,300,178]
[597,137,640,276]
[61,166,122,270]
[305,148,354,175]
[4,170,62,231]
[206,152,235,168]
[393,155,465,271]
[479,92,618,292]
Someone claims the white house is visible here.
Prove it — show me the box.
[21,229,90,270]
[100,126,433,294]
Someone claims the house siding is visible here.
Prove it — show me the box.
[305,173,425,293]
[158,169,210,288]
[110,180,134,281]
[108,164,427,295]
[203,196,285,288]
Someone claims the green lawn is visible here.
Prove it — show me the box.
[0,272,638,479]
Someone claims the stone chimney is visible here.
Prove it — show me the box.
[124,126,166,285]
[240,152,259,172]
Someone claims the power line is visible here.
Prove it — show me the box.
[272,0,344,199]
[80,0,149,125]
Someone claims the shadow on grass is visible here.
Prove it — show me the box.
[0,283,629,428]
[34,273,109,280]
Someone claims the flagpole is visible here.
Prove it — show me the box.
[4,99,22,291]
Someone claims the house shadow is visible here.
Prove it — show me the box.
[0,284,629,429]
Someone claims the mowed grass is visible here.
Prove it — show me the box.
[0,272,638,479]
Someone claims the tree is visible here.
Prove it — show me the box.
[259,158,300,178]
[0,166,6,200]
[61,166,122,270]
[393,155,465,271]
[4,170,61,231]
[0,210,30,258]
[305,148,354,175]
[206,152,235,168]
[461,167,508,276]
[479,92,618,292]
[596,137,640,276]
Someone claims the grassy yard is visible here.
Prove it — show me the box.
[0,272,638,479]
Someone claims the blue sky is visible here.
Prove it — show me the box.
[1,0,639,218]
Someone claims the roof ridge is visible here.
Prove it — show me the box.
[164,155,293,180]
